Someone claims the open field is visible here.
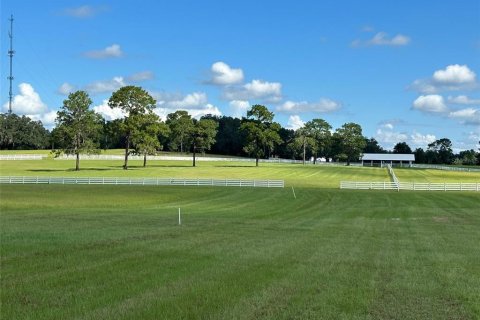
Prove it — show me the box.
[1,185,480,319]
[0,159,391,189]
[395,167,480,183]
[1,157,480,319]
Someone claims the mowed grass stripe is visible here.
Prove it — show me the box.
[1,185,480,319]
[0,159,393,188]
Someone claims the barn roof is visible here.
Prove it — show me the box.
[361,153,415,161]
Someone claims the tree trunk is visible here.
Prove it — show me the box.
[143,153,147,167]
[193,143,196,167]
[255,156,259,167]
[124,135,130,170]
[303,139,306,165]
[75,152,80,171]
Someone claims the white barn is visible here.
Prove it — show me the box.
[361,153,415,167]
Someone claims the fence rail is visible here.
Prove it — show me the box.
[0,176,284,188]
[0,155,46,160]
[386,164,399,185]
[340,181,480,191]
[54,154,310,164]
[412,164,480,172]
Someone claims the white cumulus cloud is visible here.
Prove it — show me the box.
[286,115,305,130]
[432,64,476,84]
[2,83,47,114]
[156,92,208,109]
[449,108,480,125]
[447,95,480,105]
[352,31,411,47]
[409,64,478,94]
[224,79,282,102]
[410,131,436,147]
[276,99,340,114]
[412,95,448,113]
[85,76,126,94]
[84,44,123,59]
[209,62,244,85]
[93,99,126,121]
[152,91,221,120]
[57,82,76,95]
[2,83,57,127]
[30,111,58,127]
[126,71,155,82]
[229,100,250,118]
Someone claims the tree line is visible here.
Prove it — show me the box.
[1,85,479,170]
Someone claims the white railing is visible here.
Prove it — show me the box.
[0,176,284,188]
[412,164,480,172]
[0,154,46,160]
[340,181,399,190]
[340,181,480,192]
[54,154,314,164]
[386,164,399,185]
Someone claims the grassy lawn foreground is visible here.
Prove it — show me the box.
[1,184,480,319]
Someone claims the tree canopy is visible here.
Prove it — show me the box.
[54,90,103,170]
[240,105,281,166]
[108,86,157,169]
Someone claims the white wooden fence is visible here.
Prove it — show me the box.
[0,155,46,160]
[0,176,284,188]
[54,154,308,164]
[340,181,480,191]
[412,164,480,172]
[387,164,399,184]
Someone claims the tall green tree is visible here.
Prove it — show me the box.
[131,113,170,167]
[393,142,412,154]
[291,127,315,164]
[414,147,426,164]
[304,119,332,163]
[334,122,366,165]
[427,138,454,164]
[0,114,50,150]
[54,91,103,170]
[363,138,386,154]
[108,86,156,169]
[166,110,194,153]
[240,105,281,166]
[190,118,218,167]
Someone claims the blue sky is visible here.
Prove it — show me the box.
[1,0,479,152]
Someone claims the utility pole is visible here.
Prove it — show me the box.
[8,14,15,114]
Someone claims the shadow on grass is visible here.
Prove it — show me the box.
[215,165,256,168]
[28,168,117,172]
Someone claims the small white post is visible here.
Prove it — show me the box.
[291,186,296,199]
[178,208,181,225]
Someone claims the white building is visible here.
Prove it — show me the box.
[361,153,415,167]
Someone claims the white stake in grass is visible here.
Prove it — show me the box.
[291,186,296,199]
[178,208,181,225]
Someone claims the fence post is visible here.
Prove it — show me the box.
[444,182,446,192]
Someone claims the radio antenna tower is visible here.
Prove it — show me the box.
[7,14,15,114]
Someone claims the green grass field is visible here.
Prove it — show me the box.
[394,167,480,183]
[0,159,392,189]
[1,157,480,319]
